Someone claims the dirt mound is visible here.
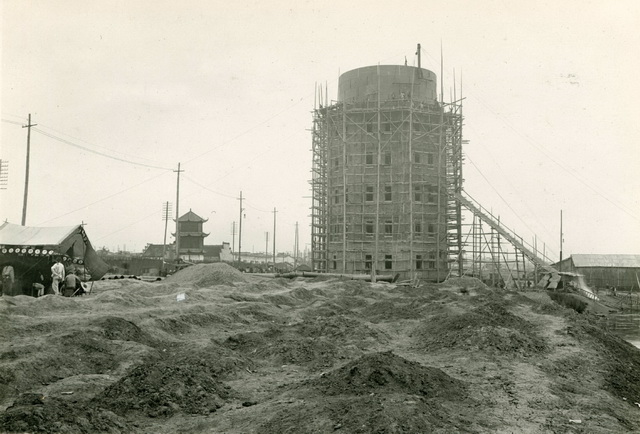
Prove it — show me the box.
[307,351,467,399]
[413,300,547,356]
[294,314,387,345]
[223,329,337,370]
[0,393,128,433]
[95,347,241,417]
[94,316,156,346]
[165,263,245,287]
[441,276,490,293]
[562,318,640,403]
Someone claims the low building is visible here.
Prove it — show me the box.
[553,254,640,290]
[203,242,232,263]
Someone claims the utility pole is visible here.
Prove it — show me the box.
[238,191,244,263]
[162,201,172,273]
[265,232,269,266]
[21,114,37,226]
[559,210,563,272]
[0,160,8,190]
[272,207,277,267]
[174,163,184,263]
[231,221,236,259]
[294,221,299,268]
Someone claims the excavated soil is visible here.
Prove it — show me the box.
[1,264,640,433]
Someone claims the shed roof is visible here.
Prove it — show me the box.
[572,254,640,268]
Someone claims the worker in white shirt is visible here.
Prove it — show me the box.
[50,258,65,296]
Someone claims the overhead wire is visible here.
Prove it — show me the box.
[33,127,173,171]
[36,121,165,164]
[419,45,638,223]
[35,170,170,226]
[1,118,24,126]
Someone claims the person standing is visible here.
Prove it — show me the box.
[1,264,15,296]
[51,259,65,296]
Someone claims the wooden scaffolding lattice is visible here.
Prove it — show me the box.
[310,78,463,280]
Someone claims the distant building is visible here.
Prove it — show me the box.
[173,210,209,262]
[232,251,295,265]
[553,254,640,290]
[203,242,232,263]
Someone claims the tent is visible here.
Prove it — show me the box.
[0,222,109,296]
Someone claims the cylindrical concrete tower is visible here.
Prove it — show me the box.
[311,64,461,281]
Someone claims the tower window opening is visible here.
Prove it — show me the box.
[365,186,374,202]
[416,254,423,270]
[383,152,391,166]
[427,152,435,166]
[365,220,374,235]
[385,255,393,270]
[414,185,422,202]
[384,220,393,235]
[365,254,372,270]
[366,152,374,165]
[384,185,392,202]
[427,185,437,204]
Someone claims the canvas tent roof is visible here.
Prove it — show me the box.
[0,223,79,247]
[0,222,109,280]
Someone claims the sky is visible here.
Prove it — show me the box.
[1,0,639,260]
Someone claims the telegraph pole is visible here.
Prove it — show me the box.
[238,191,244,263]
[0,160,8,190]
[174,163,184,263]
[162,201,172,273]
[294,221,299,268]
[231,221,236,259]
[21,114,37,226]
[559,210,563,272]
[272,207,277,267]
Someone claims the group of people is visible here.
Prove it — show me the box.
[0,258,86,297]
[50,258,86,296]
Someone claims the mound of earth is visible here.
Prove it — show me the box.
[307,351,467,399]
[413,300,548,355]
[165,263,245,287]
[1,393,127,434]
[94,347,240,418]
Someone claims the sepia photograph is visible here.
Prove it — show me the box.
[1,1,639,432]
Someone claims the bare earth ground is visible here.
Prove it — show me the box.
[1,263,639,433]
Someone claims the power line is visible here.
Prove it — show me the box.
[36,121,165,164]
[419,45,638,221]
[35,170,169,226]
[32,128,173,171]
[183,95,311,165]
[1,118,24,126]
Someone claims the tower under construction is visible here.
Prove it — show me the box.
[311,64,463,281]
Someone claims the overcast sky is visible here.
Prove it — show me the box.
[1,0,639,259]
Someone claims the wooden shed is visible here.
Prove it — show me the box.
[553,254,640,291]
